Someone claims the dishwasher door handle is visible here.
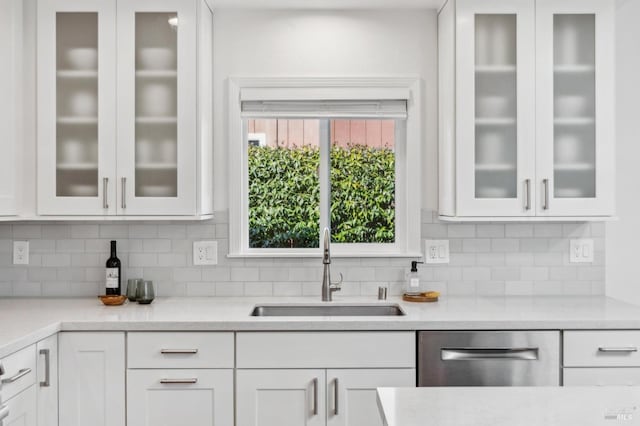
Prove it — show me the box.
[441,347,539,361]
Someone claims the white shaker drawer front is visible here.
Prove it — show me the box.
[564,368,640,386]
[128,332,234,369]
[236,332,415,369]
[564,331,640,367]
[0,344,37,401]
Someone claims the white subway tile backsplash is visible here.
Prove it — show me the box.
[0,210,607,298]
[186,282,215,296]
[477,224,505,238]
[505,224,533,238]
[12,225,42,239]
[71,225,100,239]
[448,224,476,238]
[462,239,491,253]
[273,282,303,297]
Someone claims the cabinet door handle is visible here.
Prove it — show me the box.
[311,377,318,416]
[524,179,531,211]
[0,404,10,422]
[333,378,339,416]
[598,347,638,353]
[102,178,109,209]
[1,368,32,384]
[121,177,127,209]
[542,179,550,210]
[160,378,198,384]
[160,349,198,355]
[39,349,50,387]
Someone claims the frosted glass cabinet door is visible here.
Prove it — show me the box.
[535,0,615,216]
[455,0,536,217]
[37,0,117,215]
[116,0,197,215]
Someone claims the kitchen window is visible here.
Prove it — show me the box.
[228,78,422,257]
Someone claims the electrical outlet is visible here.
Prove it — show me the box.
[13,241,29,265]
[424,240,449,264]
[193,241,218,266]
[570,239,594,263]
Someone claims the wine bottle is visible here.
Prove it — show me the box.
[105,240,121,295]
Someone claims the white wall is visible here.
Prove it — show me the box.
[606,0,640,304]
[211,9,438,211]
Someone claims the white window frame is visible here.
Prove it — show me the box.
[228,77,422,258]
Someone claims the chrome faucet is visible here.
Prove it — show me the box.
[321,227,343,302]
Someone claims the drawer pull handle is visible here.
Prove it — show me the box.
[1,368,32,384]
[160,349,199,354]
[160,378,198,384]
[0,404,10,421]
[40,349,50,387]
[598,347,638,353]
[441,348,539,361]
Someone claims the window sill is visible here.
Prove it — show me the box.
[227,251,424,259]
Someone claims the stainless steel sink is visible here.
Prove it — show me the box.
[250,304,406,317]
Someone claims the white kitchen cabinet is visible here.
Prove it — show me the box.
[326,369,415,426]
[236,369,326,426]
[36,335,58,426]
[236,332,416,426]
[127,369,233,426]
[37,0,213,218]
[535,0,615,217]
[2,386,37,426]
[439,0,615,220]
[563,330,640,386]
[564,368,640,386]
[0,0,21,217]
[59,332,125,426]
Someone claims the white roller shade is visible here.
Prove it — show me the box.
[241,99,408,119]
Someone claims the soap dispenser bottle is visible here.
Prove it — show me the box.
[405,261,424,296]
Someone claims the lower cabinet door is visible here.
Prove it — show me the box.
[326,369,415,426]
[236,369,326,426]
[127,369,233,426]
[36,335,58,426]
[59,332,125,426]
[564,368,640,386]
[4,386,37,426]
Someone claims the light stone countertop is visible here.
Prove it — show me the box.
[1,296,640,358]
[376,386,640,426]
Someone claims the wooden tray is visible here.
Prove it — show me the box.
[402,292,440,303]
[99,295,127,306]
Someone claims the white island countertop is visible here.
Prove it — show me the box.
[1,296,640,358]
[377,386,640,426]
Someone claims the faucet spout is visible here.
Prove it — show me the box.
[321,227,342,301]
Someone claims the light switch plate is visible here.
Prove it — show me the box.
[193,241,218,265]
[570,239,594,263]
[424,240,449,264]
[13,241,29,265]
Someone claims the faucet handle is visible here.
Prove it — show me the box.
[331,273,343,290]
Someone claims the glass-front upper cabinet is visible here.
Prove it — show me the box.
[37,0,117,215]
[38,0,207,217]
[536,0,615,216]
[455,0,536,216]
[116,0,197,215]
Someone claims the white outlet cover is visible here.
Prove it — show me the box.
[13,241,29,265]
[193,241,218,266]
[570,239,594,263]
[424,240,449,264]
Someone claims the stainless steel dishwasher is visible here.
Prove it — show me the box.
[418,331,560,386]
